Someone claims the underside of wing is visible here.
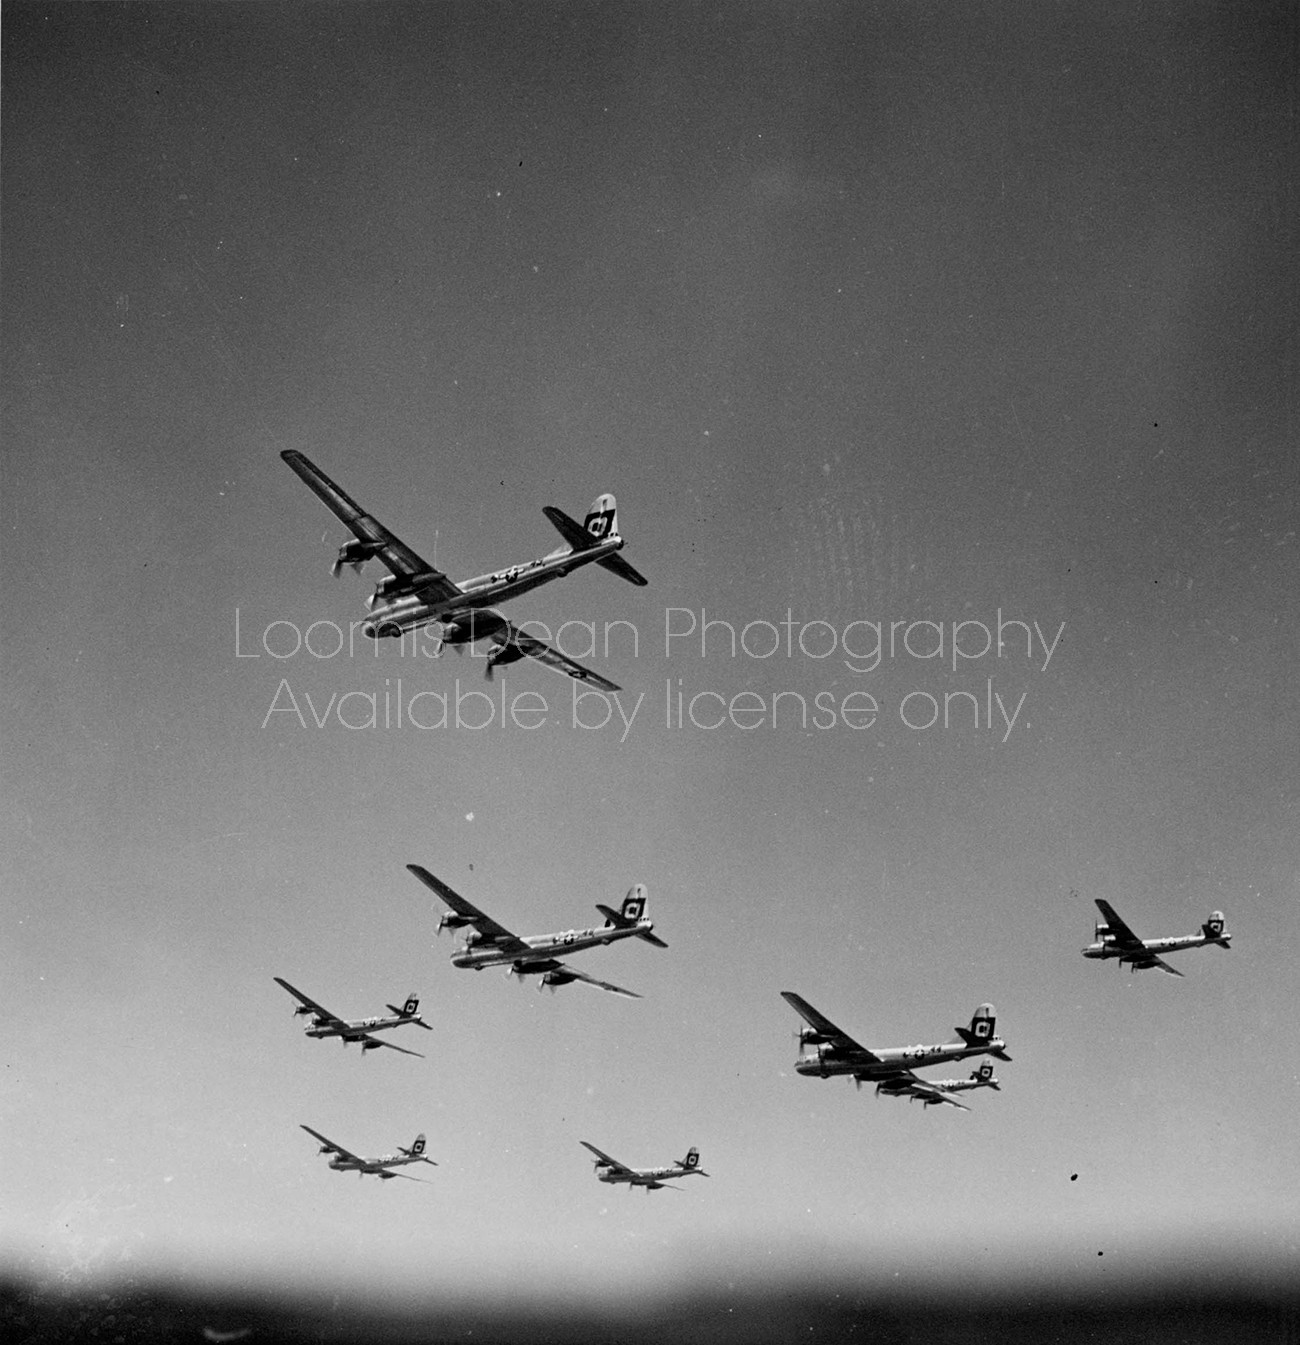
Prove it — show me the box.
[499,622,621,693]
[300,1125,360,1164]
[280,450,461,601]
[405,865,531,955]
[545,961,642,998]
[359,1033,426,1058]
[781,991,878,1060]
[1136,955,1184,977]
[1094,899,1146,952]
[274,977,342,1027]
[580,1141,632,1175]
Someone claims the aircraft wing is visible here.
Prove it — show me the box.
[300,1125,362,1164]
[543,963,639,995]
[281,450,462,601]
[356,1033,426,1058]
[780,991,880,1062]
[579,1141,634,1176]
[1094,899,1146,952]
[1133,954,1185,977]
[498,621,621,693]
[405,865,531,956]
[274,977,345,1030]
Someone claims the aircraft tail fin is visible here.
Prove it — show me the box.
[956,1004,1006,1058]
[409,1133,426,1157]
[387,994,420,1018]
[1202,911,1231,947]
[542,496,647,585]
[599,884,646,926]
[681,1146,707,1175]
[971,1062,1000,1089]
[596,884,667,946]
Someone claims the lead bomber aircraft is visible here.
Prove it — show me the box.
[580,1141,709,1192]
[300,1126,437,1181]
[781,991,1011,1109]
[1082,898,1231,976]
[273,976,431,1057]
[280,449,646,691]
[407,864,665,999]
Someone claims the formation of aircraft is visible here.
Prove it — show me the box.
[280,449,646,691]
[874,1061,1001,1111]
[781,991,1011,1110]
[1082,899,1232,977]
[407,864,665,998]
[300,1126,437,1181]
[580,1141,709,1191]
[274,977,432,1057]
[273,453,1243,1182]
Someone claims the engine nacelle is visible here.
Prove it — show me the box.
[798,1027,834,1048]
[367,575,406,608]
[442,609,508,646]
[541,970,578,988]
[485,640,526,670]
[361,1040,381,1051]
[333,538,383,577]
[437,911,474,934]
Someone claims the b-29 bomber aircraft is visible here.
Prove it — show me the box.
[280,449,646,691]
[781,992,1011,1105]
[874,1061,1002,1111]
[407,865,665,999]
[300,1126,437,1181]
[580,1141,709,1191]
[1083,898,1231,976]
[274,977,431,1057]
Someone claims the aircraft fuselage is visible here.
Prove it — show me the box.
[596,1165,693,1186]
[452,919,657,970]
[328,1153,416,1174]
[796,1037,1008,1079]
[362,534,629,638]
[306,1014,409,1039]
[1082,932,1227,962]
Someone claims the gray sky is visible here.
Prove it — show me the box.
[3,0,1296,1306]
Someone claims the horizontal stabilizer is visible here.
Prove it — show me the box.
[637,929,669,949]
[596,553,648,586]
[542,505,596,551]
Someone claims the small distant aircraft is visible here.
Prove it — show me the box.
[280,449,647,691]
[874,1061,1002,1111]
[300,1125,437,1181]
[407,864,665,998]
[274,977,431,1057]
[580,1141,709,1191]
[781,992,1011,1100]
[1082,898,1231,976]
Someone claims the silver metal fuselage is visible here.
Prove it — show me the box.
[796,1038,1008,1080]
[1082,932,1220,961]
[362,535,628,638]
[307,1014,407,1040]
[453,920,655,970]
[329,1152,415,1174]
[597,1165,694,1186]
